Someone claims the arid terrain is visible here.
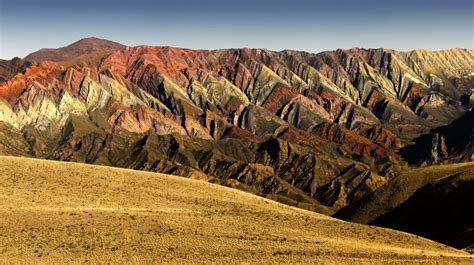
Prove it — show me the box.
[0,37,473,262]
[0,156,472,263]
[1,0,473,262]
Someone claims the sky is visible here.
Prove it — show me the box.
[0,0,473,59]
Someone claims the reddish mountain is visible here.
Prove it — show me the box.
[0,38,472,221]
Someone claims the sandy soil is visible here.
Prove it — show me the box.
[0,156,472,263]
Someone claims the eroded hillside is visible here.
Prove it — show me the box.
[0,39,472,214]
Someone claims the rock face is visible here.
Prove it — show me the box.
[0,39,473,215]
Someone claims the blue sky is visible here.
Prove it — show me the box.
[0,0,472,59]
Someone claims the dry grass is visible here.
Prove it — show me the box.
[0,156,472,263]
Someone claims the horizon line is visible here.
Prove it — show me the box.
[2,36,473,61]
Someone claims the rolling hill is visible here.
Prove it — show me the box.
[0,156,472,262]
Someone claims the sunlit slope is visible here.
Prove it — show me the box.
[0,156,471,263]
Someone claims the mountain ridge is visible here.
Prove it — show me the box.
[21,37,472,64]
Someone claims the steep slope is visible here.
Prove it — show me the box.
[25,37,125,67]
[0,156,471,263]
[334,162,474,250]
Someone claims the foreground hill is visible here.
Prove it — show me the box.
[0,156,471,263]
[335,162,474,251]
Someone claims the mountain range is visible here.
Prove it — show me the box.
[0,37,472,250]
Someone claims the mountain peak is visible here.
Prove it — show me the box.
[24,37,126,66]
[68,37,124,48]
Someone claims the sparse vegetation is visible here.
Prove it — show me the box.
[0,156,472,263]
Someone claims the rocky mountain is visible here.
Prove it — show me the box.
[0,38,472,221]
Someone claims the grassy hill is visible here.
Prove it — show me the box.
[0,156,472,262]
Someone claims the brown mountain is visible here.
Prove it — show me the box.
[0,38,473,248]
[24,37,125,67]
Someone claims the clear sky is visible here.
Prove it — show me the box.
[0,0,472,59]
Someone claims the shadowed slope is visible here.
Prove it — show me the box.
[400,110,473,165]
[335,162,474,250]
[371,171,474,251]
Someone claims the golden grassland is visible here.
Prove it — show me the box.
[0,156,472,263]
